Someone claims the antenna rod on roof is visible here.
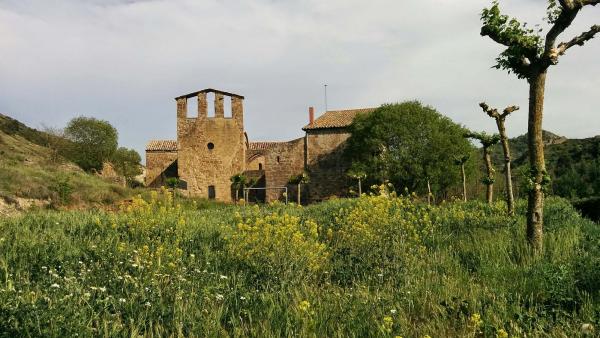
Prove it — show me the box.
[324,84,328,112]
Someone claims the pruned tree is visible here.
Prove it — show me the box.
[479,102,519,215]
[230,173,247,203]
[289,171,310,205]
[481,0,599,252]
[347,164,367,196]
[466,132,501,205]
[453,155,470,202]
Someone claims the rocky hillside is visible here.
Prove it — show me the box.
[0,114,131,216]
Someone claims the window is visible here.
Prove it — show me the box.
[224,96,232,118]
[207,92,215,117]
[276,156,281,164]
[258,163,263,170]
[187,97,198,118]
[208,185,216,199]
[207,142,214,150]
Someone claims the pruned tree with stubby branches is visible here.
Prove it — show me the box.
[289,171,310,205]
[453,155,470,202]
[481,0,599,253]
[479,102,519,216]
[466,132,501,205]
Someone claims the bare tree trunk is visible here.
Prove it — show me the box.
[297,183,301,205]
[235,189,239,204]
[483,148,494,205]
[461,163,467,202]
[496,120,515,215]
[427,179,432,205]
[527,71,547,253]
[358,178,362,196]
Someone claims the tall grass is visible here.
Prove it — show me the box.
[0,188,598,337]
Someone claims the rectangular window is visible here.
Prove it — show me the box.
[187,97,198,118]
[208,185,216,199]
[224,96,232,118]
[207,92,215,118]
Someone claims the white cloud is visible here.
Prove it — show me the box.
[0,0,598,159]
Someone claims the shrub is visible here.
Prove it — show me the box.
[329,185,433,282]
[226,207,329,283]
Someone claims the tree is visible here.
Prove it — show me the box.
[453,155,470,202]
[111,147,142,186]
[345,101,474,200]
[230,173,247,203]
[466,132,501,205]
[481,1,599,252]
[64,116,118,172]
[347,164,367,196]
[479,102,519,215]
[289,171,310,205]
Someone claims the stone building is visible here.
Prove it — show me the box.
[145,88,374,203]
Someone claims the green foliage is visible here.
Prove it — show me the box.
[64,116,118,172]
[345,101,474,197]
[480,1,543,79]
[465,131,501,149]
[0,193,598,336]
[111,147,142,185]
[49,175,73,205]
[165,177,180,189]
[226,207,329,282]
[288,171,310,185]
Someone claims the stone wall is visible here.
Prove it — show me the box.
[145,151,177,187]
[305,129,352,201]
[263,137,306,203]
[176,92,245,202]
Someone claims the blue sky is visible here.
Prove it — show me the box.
[0,0,598,160]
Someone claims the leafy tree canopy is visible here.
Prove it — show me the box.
[345,101,475,196]
[111,147,142,184]
[64,116,118,172]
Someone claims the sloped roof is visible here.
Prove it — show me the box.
[146,140,177,152]
[248,141,284,150]
[302,108,376,131]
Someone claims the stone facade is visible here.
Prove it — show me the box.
[145,88,375,203]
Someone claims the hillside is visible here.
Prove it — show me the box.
[491,130,600,199]
[0,114,131,216]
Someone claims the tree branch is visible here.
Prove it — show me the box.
[502,105,520,119]
[479,102,499,119]
[550,25,600,62]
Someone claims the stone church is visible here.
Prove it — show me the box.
[145,88,374,203]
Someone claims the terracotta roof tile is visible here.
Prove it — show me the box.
[302,108,376,131]
[248,141,284,150]
[146,140,177,152]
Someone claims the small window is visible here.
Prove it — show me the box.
[207,142,214,150]
[258,163,263,170]
[276,156,281,164]
[208,185,216,199]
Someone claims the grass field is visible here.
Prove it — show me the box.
[0,187,598,337]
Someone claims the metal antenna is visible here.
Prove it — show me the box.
[324,84,328,112]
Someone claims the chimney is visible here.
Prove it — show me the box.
[309,106,314,125]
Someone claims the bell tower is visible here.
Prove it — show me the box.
[176,88,245,201]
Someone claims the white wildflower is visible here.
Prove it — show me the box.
[50,283,60,288]
[219,275,228,280]
[119,298,126,303]
[215,294,224,301]
[144,301,151,307]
